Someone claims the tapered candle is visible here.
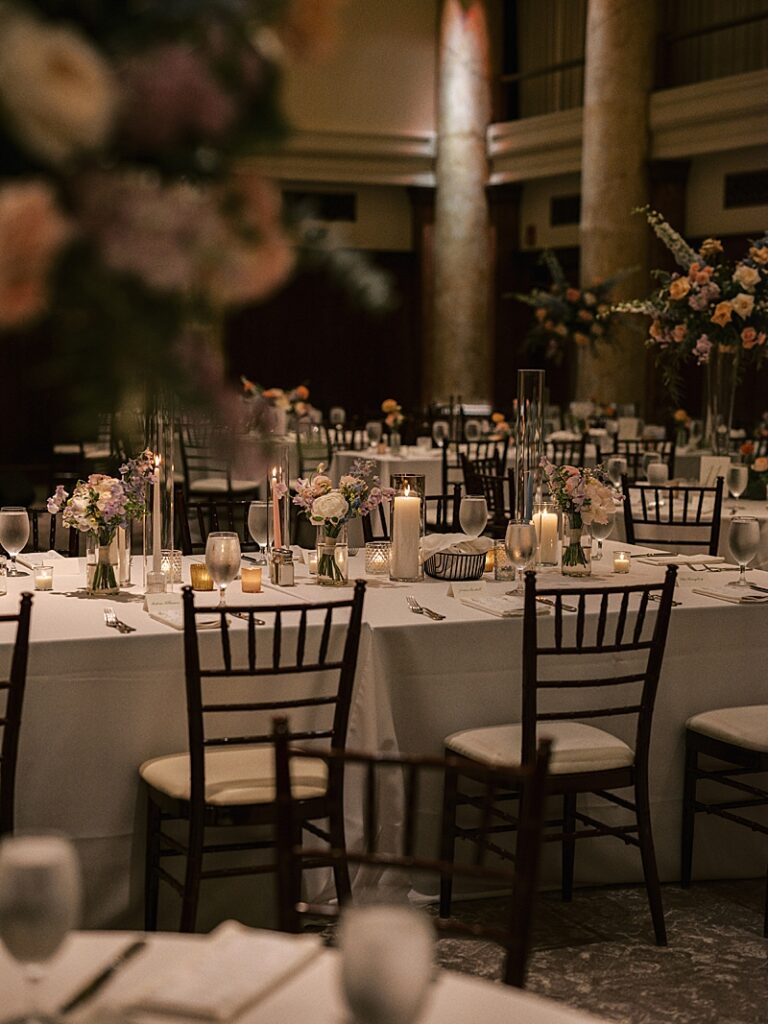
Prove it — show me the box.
[152,455,162,573]
[271,469,281,550]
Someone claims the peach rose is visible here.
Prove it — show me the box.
[733,263,761,291]
[699,238,723,258]
[748,245,768,265]
[649,320,664,341]
[741,327,758,348]
[566,287,581,302]
[573,332,589,347]
[754,457,768,473]
[711,301,733,327]
[672,324,687,343]
[669,276,691,300]
[294,385,310,401]
[731,292,755,319]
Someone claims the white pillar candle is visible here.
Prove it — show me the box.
[613,551,631,573]
[533,510,559,563]
[34,566,53,591]
[152,455,162,573]
[390,491,421,580]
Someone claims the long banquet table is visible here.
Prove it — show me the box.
[0,544,766,927]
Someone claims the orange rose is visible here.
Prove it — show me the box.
[565,287,581,303]
[711,301,733,327]
[669,277,691,300]
[699,238,723,258]
[748,245,768,265]
[573,332,589,347]
[649,320,664,341]
[740,441,755,456]
[491,412,505,424]
[754,457,768,473]
[294,384,310,401]
[381,398,399,414]
[534,307,547,321]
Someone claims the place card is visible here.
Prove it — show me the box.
[144,592,219,630]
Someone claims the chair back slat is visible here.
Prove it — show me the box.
[0,594,33,835]
[596,593,609,647]
[607,439,676,482]
[272,611,282,671]
[622,476,723,555]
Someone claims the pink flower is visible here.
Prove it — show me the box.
[0,180,72,327]
[565,287,581,302]
[672,324,687,343]
[694,334,712,364]
[741,327,758,348]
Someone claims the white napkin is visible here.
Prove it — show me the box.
[113,923,321,1021]
[635,554,725,567]
[421,534,493,559]
[16,551,81,575]
[547,430,581,441]
[448,582,549,618]
[692,587,768,605]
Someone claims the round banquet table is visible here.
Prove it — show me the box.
[0,544,766,927]
[0,928,611,1024]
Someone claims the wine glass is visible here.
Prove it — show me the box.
[365,421,382,449]
[727,516,760,587]
[339,905,434,1024]
[205,532,241,607]
[459,496,488,538]
[727,463,749,513]
[247,501,269,564]
[431,420,449,447]
[464,419,482,442]
[504,520,537,594]
[588,512,614,561]
[0,509,30,578]
[0,834,81,1024]
[642,451,662,480]
[606,456,628,488]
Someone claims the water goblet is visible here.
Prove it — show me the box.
[0,834,81,1024]
[727,516,760,587]
[588,512,614,561]
[464,419,482,442]
[365,421,383,448]
[459,496,488,538]
[504,520,537,594]
[205,531,241,607]
[247,501,269,563]
[339,905,434,1024]
[606,456,627,488]
[727,463,749,513]
[0,508,30,578]
[431,420,449,447]
[642,451,662,480]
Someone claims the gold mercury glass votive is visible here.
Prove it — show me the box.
[190,562,214,591]
[613,550,631,574]
[241,566,262,593]
[365,541,391,575]
[493,540,516,582]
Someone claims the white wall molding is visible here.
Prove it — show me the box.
[487,108,582,184]
[247,129,436,187]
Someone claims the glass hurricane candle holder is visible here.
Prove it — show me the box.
[365,541,391,575]
[532,501,559,566]
[389,474,425,582]
[34,565,54,591]
[160,548,182,584]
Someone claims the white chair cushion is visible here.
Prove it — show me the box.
[139,745,328,805]
[189,478,259,494]
[445,722,634,774]
[686,705,768,753]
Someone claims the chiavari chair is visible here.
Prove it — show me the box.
[621,476,724,556]
[0,593,33,835]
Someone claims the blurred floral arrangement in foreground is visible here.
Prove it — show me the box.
[0,0,341,434]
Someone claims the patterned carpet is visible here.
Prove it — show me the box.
[432,880,767,1024]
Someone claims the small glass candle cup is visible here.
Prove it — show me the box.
[493,539,516,582]
[34,564,54,591]
[365,541,391,575]
[160,548,183,584]
[190,562,214,591]
[613,550,631,574]
[241,566,262,593]
[305,549,319,574]
[146,570,167,594]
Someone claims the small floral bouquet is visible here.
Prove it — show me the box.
[381,398,404,432]
[512,251,625,364]
[242,378,313,420]
[612,208,768,399]
[293,460,394,583]
[489,411,511,437]
[739,442,768,500]
[541,458,617,575]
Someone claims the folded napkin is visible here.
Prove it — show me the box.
[421,533,493,559]
[114,922,321,1021]
[448,581,548,618]
[17,551,81,574]
[635,554,725,567]
[692,587,768,605]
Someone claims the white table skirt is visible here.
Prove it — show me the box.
[0,929,611,1024]
[0,547,766,927]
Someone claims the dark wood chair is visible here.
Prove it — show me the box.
[273,717,551,988]
[544,437,588,467]
[461,455,514,537]
[607,439,676,482]
[0,593,33,835]
[361,485,462,542]
[26,509,79,557]
[441,566,678,946]
[681,705,768,937]
[621,475,724,556]
[296,428,333,479]
[177,493,262,556]
[441,438,509,492]
[178,419,259,500]
[140,581,366,932]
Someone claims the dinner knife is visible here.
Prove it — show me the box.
[749,583,768,594]
[60,938,147,1015]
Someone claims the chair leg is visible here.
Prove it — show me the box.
[763,860,768,939]
[635,776,667,946]
[680,737,698,888]
[179,815,204,933]
[144,795,161,931]
[561,793,576,902]
[327,809,352,907]
[439,765,460,918]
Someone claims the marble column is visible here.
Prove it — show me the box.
[577,0,655,407]
[432,0,492,405]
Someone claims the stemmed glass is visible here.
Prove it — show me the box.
[727,462,749,513]
[0,834,81,1024]
[642,451,662,480]
[727,516,760,587]
[205,531,241,607]
[606,456,627,488]
[504,520,537,594]
[247,501,269,564]
[0,509,30,578]
[588,512,614,561]
[459,496,488,538]
[365,421,382,449]
[431,420,449,447]
[464,419,482,442]
[339,905,434,1024]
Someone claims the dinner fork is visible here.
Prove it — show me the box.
[104,607,136,633]
[649,594,682,607]
[405,595,445,621]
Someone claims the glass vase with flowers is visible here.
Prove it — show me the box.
[541,458,617,577]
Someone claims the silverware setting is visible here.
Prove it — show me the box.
[406,595,445,621]
[228,611,266,625]
[103,607,136,633]
[60,937,147,1014]
[749,583,768,594]
[533,596,578,613]
[649,594,682,607]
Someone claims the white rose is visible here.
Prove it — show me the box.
[0,14,117,164]
[731,292,755,319]
[732,264,761,292]
[310,491,349,523]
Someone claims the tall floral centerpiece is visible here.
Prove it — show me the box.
[48,450,154,593]
[293,460,394,585]
[612,209,768,453]
[541,458,616,576]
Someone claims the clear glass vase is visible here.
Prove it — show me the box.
[316,524,349,586]
[389,430,402,454]
[703,344,737,455]
[561,512,591,577]
[87,533,120,595]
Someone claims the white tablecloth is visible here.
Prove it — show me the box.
[332,447,444,494]
[1,546,766,926]
[0,929,610,1024]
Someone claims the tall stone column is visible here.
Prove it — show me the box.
[431,0,492,405]
[577,0,655,407]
